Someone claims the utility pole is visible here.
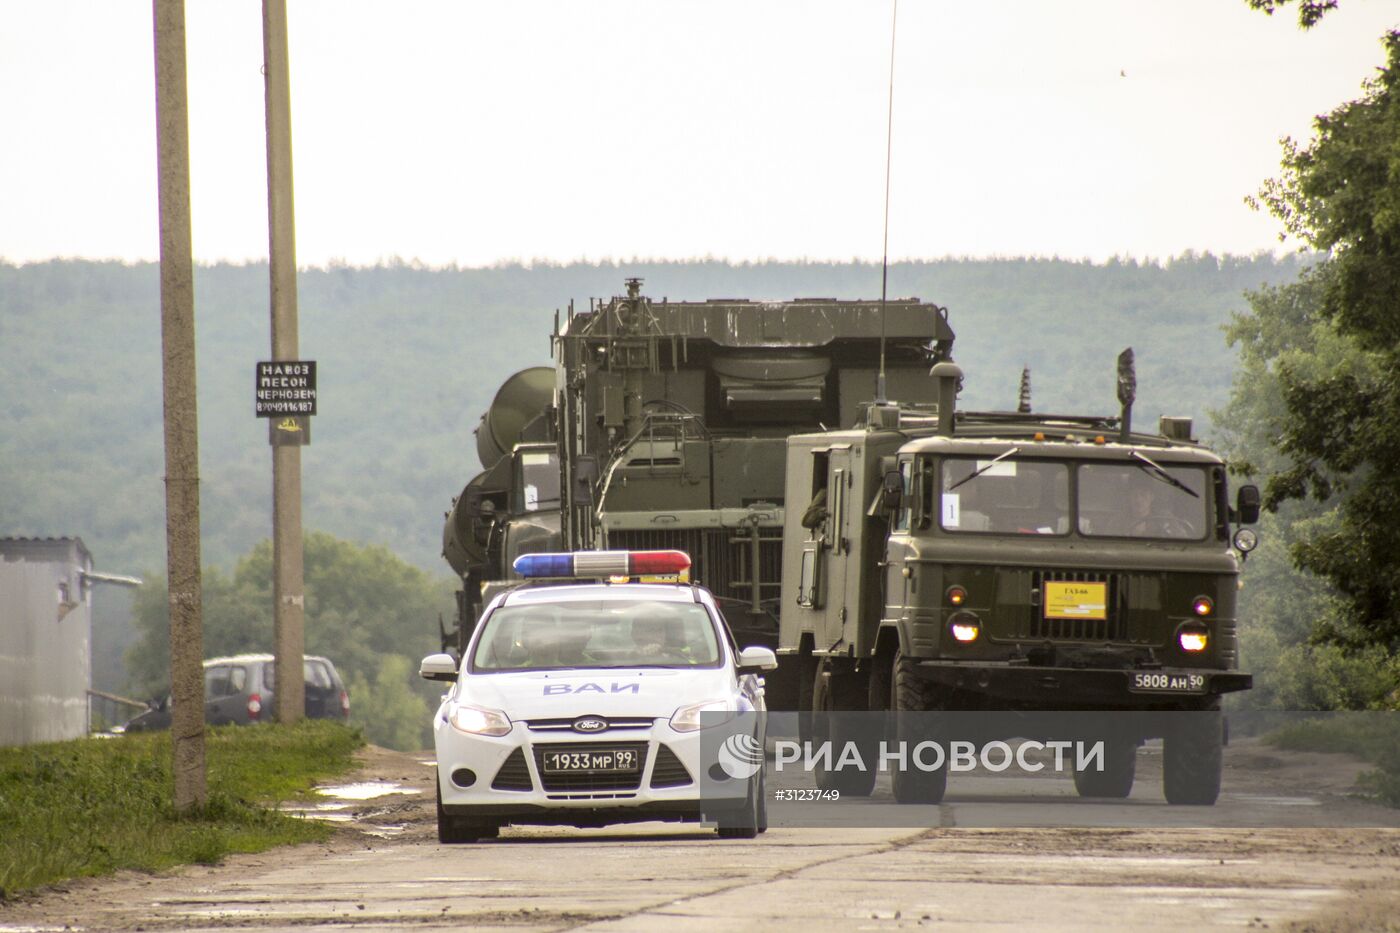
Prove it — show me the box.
[152,0,206,810]
[263,0,305,723]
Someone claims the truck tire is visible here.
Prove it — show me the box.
[1072,738,1137,798]
[812,662,878,797]
[1163,710,1223,806]
[891,651,948,805]
[436,782,499,844]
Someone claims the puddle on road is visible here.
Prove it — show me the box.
[315,781,422,800]
[281,782,422,827]
[280,802,358,822]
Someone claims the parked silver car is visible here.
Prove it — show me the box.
[121,654,349,731]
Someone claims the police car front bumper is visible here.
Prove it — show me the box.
[434,718,749,823]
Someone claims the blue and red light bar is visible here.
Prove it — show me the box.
[513,550,692,579]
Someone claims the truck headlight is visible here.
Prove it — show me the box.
[448,703,512,736]
[1178,628,1209,652]
[949,610,981,643]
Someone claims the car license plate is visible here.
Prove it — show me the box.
[1129,671,1208,694]
[541,749,639,773]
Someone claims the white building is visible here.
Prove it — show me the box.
[0,537,138,746]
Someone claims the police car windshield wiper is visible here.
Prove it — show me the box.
[1129,451,1199,499]
[948,446,1021,492]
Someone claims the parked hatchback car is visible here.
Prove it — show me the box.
[121,654,349,731]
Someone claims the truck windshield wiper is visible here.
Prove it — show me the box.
[949,446,1021,492]
[1129,451,1199,499]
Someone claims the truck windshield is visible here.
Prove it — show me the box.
[1078,462,1209,539]
[939,458,1070,535]
[471,600,722,672]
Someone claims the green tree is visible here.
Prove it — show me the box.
[346,655,434,751]
[1243,31,1400,654]
[1246,0,1338,30]
[1215,271,1400,708]
[127,531,453,748]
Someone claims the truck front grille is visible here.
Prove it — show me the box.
[1029,569,1126,642]
[608,528,781,605]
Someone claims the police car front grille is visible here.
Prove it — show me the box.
[525,716,656,733]
[532,742,648,792]
[649,744,692,788]
[1028,570,1127,642]
[490,747,534,792]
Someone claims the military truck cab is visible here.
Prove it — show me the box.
[778,395,1258,807]
[886,432,1253,702]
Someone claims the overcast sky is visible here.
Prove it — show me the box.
[3,1,1398,267]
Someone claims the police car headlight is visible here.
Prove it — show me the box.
[670,699,734,732]
[448,703,512,737]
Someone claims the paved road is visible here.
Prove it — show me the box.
[6,739,1399,932]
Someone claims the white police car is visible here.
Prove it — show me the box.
[420,549,776,843]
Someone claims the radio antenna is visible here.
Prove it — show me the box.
[877,0,898,404]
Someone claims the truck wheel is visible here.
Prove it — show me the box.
[1163,710,1223,806]
[891,651,948,805]
[812,662,878,797]
[436,781,499,844]
[1072,738,1137,798]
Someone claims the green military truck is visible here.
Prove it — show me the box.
[778,358,1258,805]
[442,279,957,708]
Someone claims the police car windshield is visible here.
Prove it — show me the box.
[471,600,722,672]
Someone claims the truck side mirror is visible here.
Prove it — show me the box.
[1236,485,1261,525]
[881,471,903,511]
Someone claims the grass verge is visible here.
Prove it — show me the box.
[1264,712,1400,807]
[0,720,363,899]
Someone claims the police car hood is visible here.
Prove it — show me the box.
[460,667,734,721]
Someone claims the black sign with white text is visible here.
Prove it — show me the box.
[255,361,317,417]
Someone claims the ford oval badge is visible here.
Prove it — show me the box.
[572,716,607,733]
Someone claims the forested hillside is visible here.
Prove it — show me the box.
[1,254,1307,583]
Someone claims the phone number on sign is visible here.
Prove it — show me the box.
[772,788,841,802]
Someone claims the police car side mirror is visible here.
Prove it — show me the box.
[737,646,778,674]
[419,653,460,682]
[1236,484,1261,525]
[881,471,903,511]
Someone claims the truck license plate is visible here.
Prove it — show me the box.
[1129,671,1207,694]
[542,749,639,773]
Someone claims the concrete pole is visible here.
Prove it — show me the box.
[263,0,305,723]
[152,0,206,810]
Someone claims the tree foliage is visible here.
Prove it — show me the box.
[1243,31,1400,652]
[1215,270,1398,708]
[0,254,1306,583]
[1246,0,1338,30]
